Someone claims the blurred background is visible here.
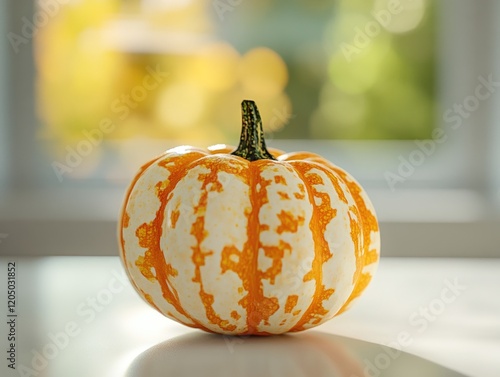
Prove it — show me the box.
[0,0,499,257]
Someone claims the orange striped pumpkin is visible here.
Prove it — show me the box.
[119,100,380,335]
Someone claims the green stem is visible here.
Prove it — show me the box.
[231,100,276,161]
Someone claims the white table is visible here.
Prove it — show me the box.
[1,257,498,377]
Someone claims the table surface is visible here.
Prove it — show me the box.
[0,257,498,377]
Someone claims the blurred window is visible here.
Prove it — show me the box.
[34,0,436,183]
[2,1,500,258]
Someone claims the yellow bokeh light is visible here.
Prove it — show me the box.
[190,42,240,92]
[375,0,426,34]
[155,81,206,128]
[36,0,435,156]
[239,47,289,99]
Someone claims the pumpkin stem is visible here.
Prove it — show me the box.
[231,100,276,161]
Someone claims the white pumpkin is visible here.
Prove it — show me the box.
[118,100,380,335]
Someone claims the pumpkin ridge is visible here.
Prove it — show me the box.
[283,155,379,314]
[119,153,166,264]
[119,154,185,326]
[248,161,272,334]
[189,158,238,332]
[304,163,364,290]
[294,161,366,320]
[330,167,379,314]
[233,160,286,335]
[346,206,364,285]
[238,161,259,334]
[307,162,379,265]
[287,161,336,331]
[306,162,349,205]
[132,151,210,330]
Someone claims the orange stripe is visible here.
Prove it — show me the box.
[245,161,281,334]
[300,158,379,267]
[119,154,166,263]
[189,157,249,332]
[220,159,282,335]
[289,161,336,331]
[284,295,299,314]
[128,150,210,330]
[276,210,305,234]
[245,161,260,333]
[281,154,379,315]
[331,168,379,314]
[337,272,373,315]
[346,208,363,285]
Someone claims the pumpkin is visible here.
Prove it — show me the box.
[119,100,380,335]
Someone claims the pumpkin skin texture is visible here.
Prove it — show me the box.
[119,101,380,335]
